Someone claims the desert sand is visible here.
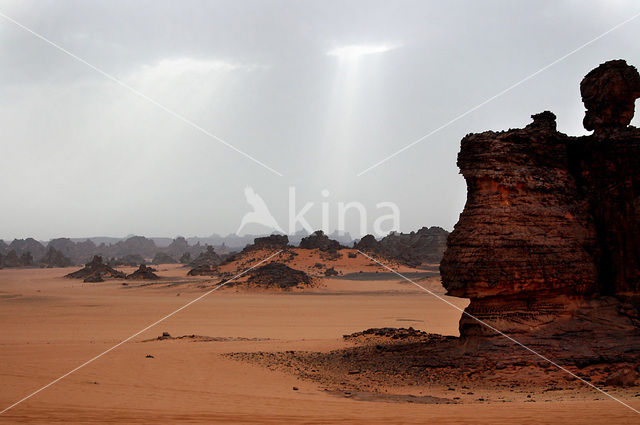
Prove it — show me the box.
[1,264,639,424]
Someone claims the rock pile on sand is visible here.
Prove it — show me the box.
[65,255,126,282]
[126,264,159,280]
[244,262,312,289]
[298,231,343,252]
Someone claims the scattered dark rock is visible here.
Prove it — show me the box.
[324,267,338,276]
[355,227,449,267]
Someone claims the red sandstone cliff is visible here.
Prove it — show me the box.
[441,60,640,338]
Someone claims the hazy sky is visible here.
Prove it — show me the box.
[1,0,639,240]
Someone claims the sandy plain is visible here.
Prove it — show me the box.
[1,263,639,424]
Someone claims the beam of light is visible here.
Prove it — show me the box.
[327,44,398,59]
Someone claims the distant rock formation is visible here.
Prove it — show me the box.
[0,240,8,255]
[126,264,159,280]
[39,246,72,268]
[1,250,30,267]
[65,255,126,281]
[152,252,177,264]
[188,245,221,268]
[440,60,640,341]
[243,234,290,251]
[298,231,343,252]
[355,227,449,267]
[8,238,46,259]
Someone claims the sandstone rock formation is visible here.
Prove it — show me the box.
[440,60,640,340]
[581,59,640,134]
[39,246,73,268]
[299,231,343,252]
[0,250,34,268]
[8,238,46,259]
[65,255,126,280]
[126,264,160,280]
[243,234,290,252]
[356,227,449,267]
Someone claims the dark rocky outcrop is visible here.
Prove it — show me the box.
[581,59,640,134]
[298,231,343,252]
[440,60,640,343]
[39,246,72,268]
[244,262,312,289]
[3,250,36,267]
[355,227,449,267]
[126,264,159,280]
[65,255,126,280]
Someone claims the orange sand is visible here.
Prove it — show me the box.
[1,265,639,424]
